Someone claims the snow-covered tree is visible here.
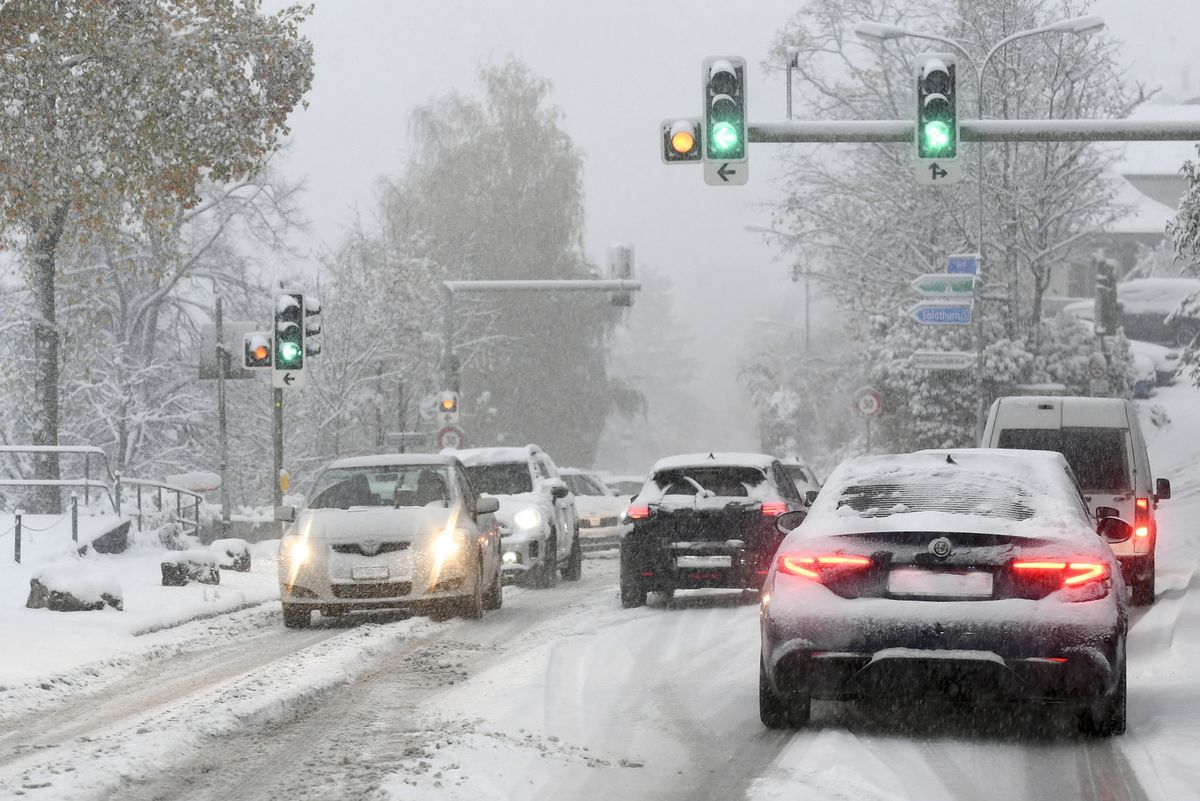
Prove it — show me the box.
[0,1,312,503]
[1167,147,1200,386]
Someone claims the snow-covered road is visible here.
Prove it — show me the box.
[2,386,1199,800]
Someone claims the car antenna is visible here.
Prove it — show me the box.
[945,454,957,465]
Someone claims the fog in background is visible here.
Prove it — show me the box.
[264,0,1199,472]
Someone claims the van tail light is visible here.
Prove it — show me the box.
[761,502,788,517]
[778,554,871,583]
[1011,559,1110,597]
[1134,497,1150,538]
[626,505,650,520]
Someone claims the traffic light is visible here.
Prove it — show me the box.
[703,57,746,161]
[304,295,322,357]
[661,118,701,163]
[274,291,304,371]
[438,390,459,424]
[243,332,272,368]
[915,54,958,160]
[1095,260,1121,335]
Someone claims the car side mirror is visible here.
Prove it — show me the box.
[476,496,500,515]
[1095,506,1120,520]
[805,490,819,505]
[1097,516,1133,544]
[1157,478,1172,500]
[775,510,807,535]
[551,485,569,500]
[275,504,296,523]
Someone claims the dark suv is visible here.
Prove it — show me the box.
[619,453,806,608]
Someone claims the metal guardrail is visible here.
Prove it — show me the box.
[0,446,205,541]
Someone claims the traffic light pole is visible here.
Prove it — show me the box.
[215,297,231,539]
[273,387,283,534]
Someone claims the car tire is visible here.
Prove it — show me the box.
[1078,654,1127,736]
[1131,554,1156,606]
[658,587,675,603]
[457,552,486,620]
[561,532,583,581]
[759,657,810,729]
[619,542,647,608]
[535,531,558,589]
[483,558,503,611]
[282,604,311,629]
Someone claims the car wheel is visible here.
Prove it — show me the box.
[759,657,810,729]
[1131,554,1156,606]
[457,552,486,620]
[483,558,503,611]
[658,587,675,603]
[1078,654,1127,736]
[282,604,311,629]
[535,531,558,589]
[619,542,647,608]
[561,532,583,581]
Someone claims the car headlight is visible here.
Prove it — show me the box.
[513,508,543,530]
[502,550,519,564]
[283,537,311,564]
[432,529,469,562]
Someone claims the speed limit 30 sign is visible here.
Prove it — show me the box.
[436,425,466,450]
[853,386,883,418]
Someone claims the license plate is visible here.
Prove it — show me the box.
[888,568,993,598]
[352,565,390,581]
[676,555,732,569]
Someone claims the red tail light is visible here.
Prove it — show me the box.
[778,553,871,582]
[1134,497,1150,538]
[1011,560,1110,588]
[761,502,788,517]
[626,505,650,520]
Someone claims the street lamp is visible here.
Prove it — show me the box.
[854,14,1105,436]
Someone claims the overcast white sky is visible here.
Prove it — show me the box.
[264,0,1200,464]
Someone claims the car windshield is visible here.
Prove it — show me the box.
[997,428,1130,491]
[563,474,606,496]
[465,462,533,495]
[652,466,766,498]
[607,480,643,496]
[308,465,450,509]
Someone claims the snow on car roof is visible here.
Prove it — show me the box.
[325,453,460,470]
[805,449,1089,538]
[454,445,541,465]
[650,452,777,473]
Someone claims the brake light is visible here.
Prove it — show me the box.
[1011,560,1110,588]
[761,502,788,517]
[778,554,871,582]
[626,505,650,520]
[1134,497,1150,538]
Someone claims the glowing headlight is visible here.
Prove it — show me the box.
[502,550,519,564]
[285,538,310,564]
[432,529,467,562]
[513,508,543,530]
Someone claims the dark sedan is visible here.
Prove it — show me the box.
[759,449,1129,736]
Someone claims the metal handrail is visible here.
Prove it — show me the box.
[0,478,116,511]
[114,476,203,538]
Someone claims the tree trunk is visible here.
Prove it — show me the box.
[30,203,68,512]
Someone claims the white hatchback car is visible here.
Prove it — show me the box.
[278,454,502,627]
[560,468,631,550]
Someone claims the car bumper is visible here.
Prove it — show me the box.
[497,534,552,583]
[761,580,1124,703]
[280,549,474,612]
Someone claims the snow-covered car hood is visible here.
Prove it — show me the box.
[292,506,456,542]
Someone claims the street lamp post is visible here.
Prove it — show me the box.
[855,15,1104,437]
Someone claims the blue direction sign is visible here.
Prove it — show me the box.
[945,253,980,275]
[909,301,973,325]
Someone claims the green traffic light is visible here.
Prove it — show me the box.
[278,341,302,365]
[922,120,952,154]
[711,121,740,153]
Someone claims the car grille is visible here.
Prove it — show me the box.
[331,582,413,599]
[330,542,410,557]
[580,516,620,529]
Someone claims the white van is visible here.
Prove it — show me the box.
[981,396,1171,605]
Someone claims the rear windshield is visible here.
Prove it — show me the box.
[836,477,1035,520]
[309,465,450,509]
[652,466,766,498]
[997,428,1130,491]
[465,462,533,495]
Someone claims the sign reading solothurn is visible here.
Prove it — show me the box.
[909,301,973,325]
